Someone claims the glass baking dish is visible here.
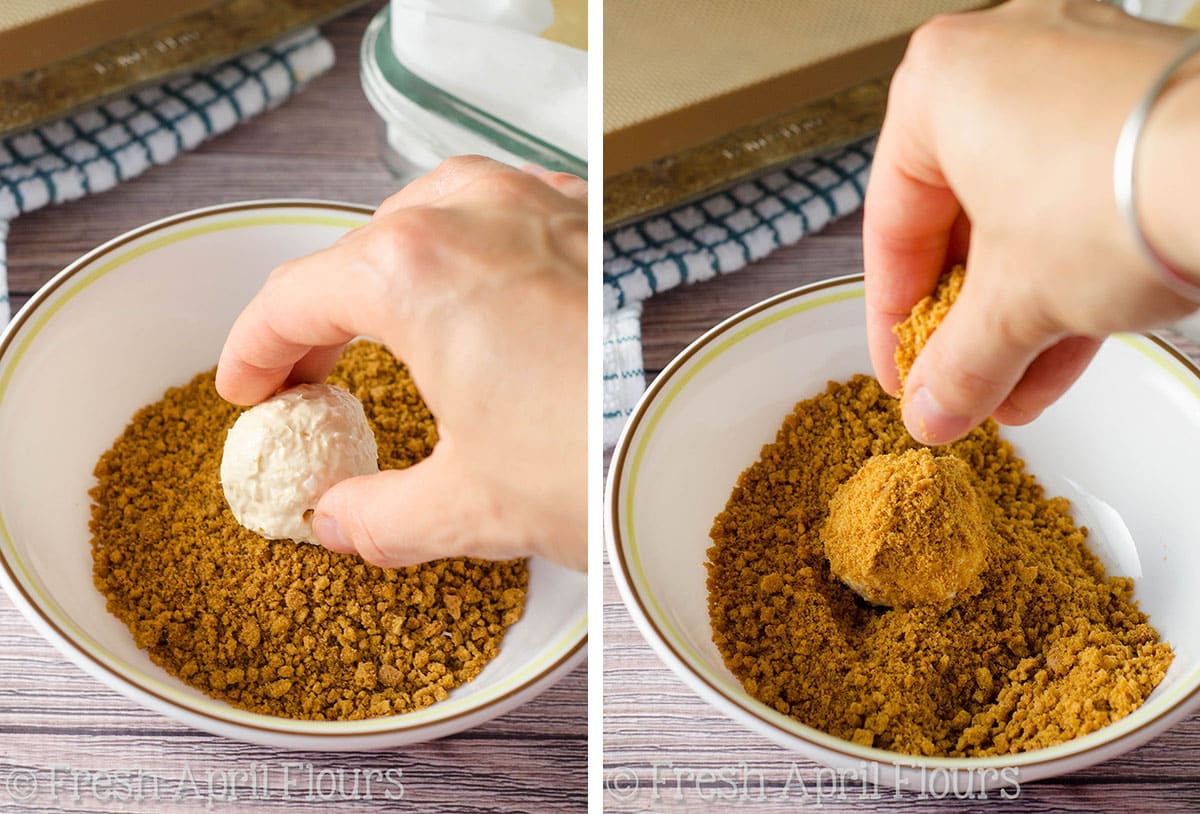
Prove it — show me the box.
[359,7,587,182]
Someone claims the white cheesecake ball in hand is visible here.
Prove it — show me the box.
[221,383,379,545]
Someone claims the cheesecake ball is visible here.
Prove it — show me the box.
[221,383,379,545]
[821,448,989,608]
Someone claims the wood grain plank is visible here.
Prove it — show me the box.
[1,6,584,813]
[604,222,1200,813]
[1,575,584,814]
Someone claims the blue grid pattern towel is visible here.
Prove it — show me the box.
[0,29,335,324]
[602,137,876,446]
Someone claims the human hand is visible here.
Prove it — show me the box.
[216,156,587,571]
[864,0,1200,445]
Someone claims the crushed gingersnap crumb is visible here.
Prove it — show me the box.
[893,264,965,393]
[706,380,1172,756]
[91,341,528,720]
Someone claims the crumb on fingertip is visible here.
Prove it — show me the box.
[893,265,965,395]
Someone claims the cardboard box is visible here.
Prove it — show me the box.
[604,0,994,226]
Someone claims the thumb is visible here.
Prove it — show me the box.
[311,447,521,568]
[901,258,1057,445]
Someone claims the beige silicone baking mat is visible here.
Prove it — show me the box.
[543,0,587,50]
[605,0,991,177]
[0,0,218,80]
[0,0,365,138]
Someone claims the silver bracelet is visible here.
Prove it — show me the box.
[1113,32,1200,301]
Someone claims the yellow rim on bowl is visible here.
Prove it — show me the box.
[0,200,586,737]
[608,274,1200,770]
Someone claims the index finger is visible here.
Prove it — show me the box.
[217,159,505,406]
[862,121,961,395]
[215,239,374,405]
[375,157,587,223]
[521,165,588,202]
[373,155,514,220]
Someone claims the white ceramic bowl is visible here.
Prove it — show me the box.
[0,201,586,750]
[607,275,1200,787]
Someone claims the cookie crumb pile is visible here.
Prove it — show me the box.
[91,341,527,720]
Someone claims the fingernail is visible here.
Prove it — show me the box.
[904,386,972,445]
[992,399,1040,427]
[313,514,351,553]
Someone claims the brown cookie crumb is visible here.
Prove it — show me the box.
[705,375,1172,756]
[893,264,965,393]
[822,448,989,608]
[90,341,528,720]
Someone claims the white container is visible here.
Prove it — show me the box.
[360,6,586,182]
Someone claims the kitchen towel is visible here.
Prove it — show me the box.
[602,136,875,446]
[0,27,335,324]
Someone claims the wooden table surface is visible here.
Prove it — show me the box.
[603,210,1200,812]
[1,5,585,813]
